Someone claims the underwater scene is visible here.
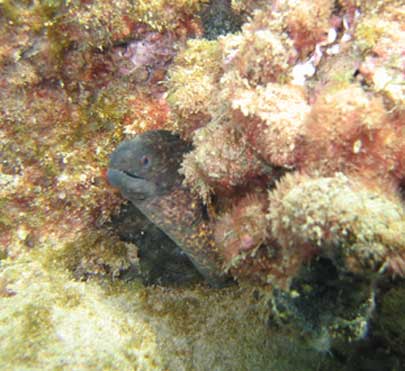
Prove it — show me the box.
[0,0,404,370]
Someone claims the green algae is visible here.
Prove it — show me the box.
[377,285,405,356]
[355,17,387,52]
[0,0,63,27]
[166,38,223,137]
[43,230,132,279]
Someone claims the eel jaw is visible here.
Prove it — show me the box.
[107,168,158,200]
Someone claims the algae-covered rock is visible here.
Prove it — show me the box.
[0,252,342,371]
[0,256,163,371]
[376,284,405,356]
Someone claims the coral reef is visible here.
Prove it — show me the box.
[296,84,388,178]
[214,192,281,284]
[282,0,335,58]
[268,173,405,277]
[356,15,405,109]
[215,192,268,267]
[0,0,205,265]
[114,31,177,83]
[219,8,295,87]
[1,0,405,368]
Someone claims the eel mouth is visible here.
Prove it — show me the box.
[107,168,157,200]
[122,170,145,180]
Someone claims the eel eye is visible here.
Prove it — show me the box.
[140,155,150,168]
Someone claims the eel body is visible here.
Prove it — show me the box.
[108,130,227,286]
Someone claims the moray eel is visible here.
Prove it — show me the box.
[108,130,228,287]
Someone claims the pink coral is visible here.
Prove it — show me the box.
[115,31,177,82]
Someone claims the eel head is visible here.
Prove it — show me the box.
[107,130,190,202]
